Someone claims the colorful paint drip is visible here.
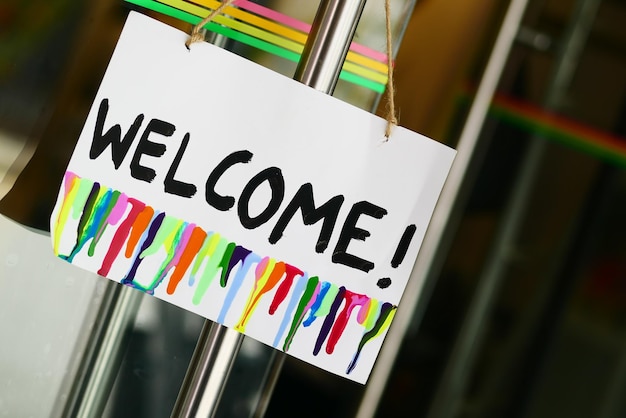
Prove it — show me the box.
[52,171,397,375]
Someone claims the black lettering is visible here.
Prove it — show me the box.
[90,98,144,168]
[164,133,197,198]
[268,183,344,253]
[130,119,175,183]
[205,150,253,211]
[332,201,388,272]
[238,167,285,229]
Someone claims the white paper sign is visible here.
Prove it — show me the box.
[50,12,455,383]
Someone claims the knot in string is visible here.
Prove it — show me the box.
[186,0,235,49]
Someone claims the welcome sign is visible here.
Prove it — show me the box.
[50,12,455,383]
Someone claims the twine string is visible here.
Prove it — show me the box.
[186,0,235,49]
[384,0,398,138]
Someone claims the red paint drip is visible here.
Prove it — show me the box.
[269,264,304,315]
[98,198,145,276]
[326,290,369,354]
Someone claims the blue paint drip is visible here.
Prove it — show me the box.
[303,281,331,327]
[272,274,308,348]
[217,252,262,324]
[188,231,214,287]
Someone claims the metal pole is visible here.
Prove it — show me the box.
[59,282,143,418]
[294,0,367,94]
[355,0,531,416]
[170,323,243,417]
[172,1,367,417]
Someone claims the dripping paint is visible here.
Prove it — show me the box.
[52,171,396,380]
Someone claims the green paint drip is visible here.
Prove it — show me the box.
[140,215,180,258]
[125,0,385,93]
[76,188,101,243]
[88,190,121,256]
[71,179,95,220]
[192,236,229,305]
[315,283,340,318]
[283,276,319,352]
[190,232,215,278]
[218,242,237,287]
[147,221,187,291]
[66,185,103,261]
[346,303,396,374]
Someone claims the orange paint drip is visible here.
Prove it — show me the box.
[125,207,155,258]
[167,226,207,294]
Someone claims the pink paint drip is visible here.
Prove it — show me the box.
[356,297,372,325]
[98,198,146,276]
[107,193,129,225]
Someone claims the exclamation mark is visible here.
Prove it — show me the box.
[377,224,417,289]
[391,224,417,268]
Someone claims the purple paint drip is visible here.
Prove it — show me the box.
[313,286,346,356]
[221,245,252,287]
[122,211,166,292]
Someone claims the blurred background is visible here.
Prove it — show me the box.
[0,0,625,417]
